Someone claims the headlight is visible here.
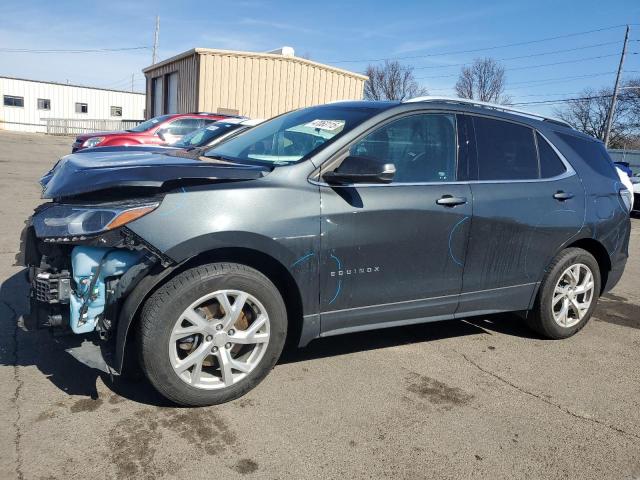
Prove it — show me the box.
[82,137,105,148]
[32,202,159,239]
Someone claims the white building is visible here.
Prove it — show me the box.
[0,76,146,133]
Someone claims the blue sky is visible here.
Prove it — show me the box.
[1,0,639,116]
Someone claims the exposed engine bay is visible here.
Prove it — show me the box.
[24,221,162,341]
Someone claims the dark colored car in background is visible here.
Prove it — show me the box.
[71,112,239,152]
[23,98,631,407]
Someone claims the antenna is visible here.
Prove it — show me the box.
[152,16,160,64]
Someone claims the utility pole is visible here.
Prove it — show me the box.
[131,73,134,92]
[603,25,629,147]
[152,16,160,65]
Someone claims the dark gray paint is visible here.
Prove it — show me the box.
[125,102,630,347]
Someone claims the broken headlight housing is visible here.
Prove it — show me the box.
[32,202,159,240]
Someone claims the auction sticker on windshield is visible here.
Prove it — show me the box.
[304,119,345,131]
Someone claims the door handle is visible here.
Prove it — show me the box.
[436,195,467,207]
[553,191,574,201]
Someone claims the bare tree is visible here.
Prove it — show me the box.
[364,60,428,101]
[455,57,510,104]
[555,83,639,149]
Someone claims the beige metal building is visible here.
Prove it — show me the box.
[142,48,367,119]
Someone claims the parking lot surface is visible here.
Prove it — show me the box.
[0,130,639,480]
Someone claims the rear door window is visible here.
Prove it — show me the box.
[536,132,567,178]
[473,116,538,180]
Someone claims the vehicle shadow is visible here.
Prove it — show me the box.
[281,312,540,364]
[1,268,537,406]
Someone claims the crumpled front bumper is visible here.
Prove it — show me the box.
[20,218,159,339]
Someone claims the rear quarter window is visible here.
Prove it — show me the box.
[536,132,567,178]
[557,133,617,179]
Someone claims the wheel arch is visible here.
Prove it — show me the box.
[113,246,305,374]
[564,237,611,293]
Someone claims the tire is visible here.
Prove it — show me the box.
[527,248,601,339]
[138,263,287,406]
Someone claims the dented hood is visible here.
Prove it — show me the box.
[41,150,270,199]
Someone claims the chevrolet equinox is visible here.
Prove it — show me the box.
[22,97,631,406]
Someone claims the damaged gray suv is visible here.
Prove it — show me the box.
[22,98,631,406]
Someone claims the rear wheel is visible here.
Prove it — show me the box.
[527,248,600,339]
[139,263,287,406]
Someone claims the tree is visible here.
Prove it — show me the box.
[555,80,640,149]
[364,60,428,101]
[455,57,510,104]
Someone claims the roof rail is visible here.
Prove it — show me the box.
[403,96,572,128]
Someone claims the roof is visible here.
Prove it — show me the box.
[142,48,368,80]
[404,96,572,128]
[0,75,145,96]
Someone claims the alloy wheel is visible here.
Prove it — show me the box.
[169,289,270,389]
[551,263,595,328]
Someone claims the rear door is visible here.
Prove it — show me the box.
[319,112,472,335]
[458,115,584,316]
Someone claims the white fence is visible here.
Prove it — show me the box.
[44,118,143,135]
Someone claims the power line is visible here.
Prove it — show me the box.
[415,53,629,80]
[329,24,632,63]
[0,46,151,54]
[507,70,638,89]
[510,94,614,106]
[103,73,145,89]
[412,40,623,70]
[426,70,621,92]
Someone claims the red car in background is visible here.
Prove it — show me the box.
[71,112,238,152]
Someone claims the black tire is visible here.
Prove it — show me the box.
[138,263,287,406]
[527,247,601,339]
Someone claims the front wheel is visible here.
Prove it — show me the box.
[527,248,600,339]
[138,263,287,406]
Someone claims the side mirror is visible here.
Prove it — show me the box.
[323,156,395,185]
[156,129,166,141]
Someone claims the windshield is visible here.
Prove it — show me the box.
[127,114,173,132]
[205,105,383,165]
[173,122,243,148]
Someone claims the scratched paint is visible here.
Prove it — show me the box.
[328,253,343,304]
[448,216,470,267]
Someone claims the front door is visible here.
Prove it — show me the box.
[319,112,472,335]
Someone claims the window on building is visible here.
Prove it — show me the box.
[75,103,88,114]
[3,95,24,107]
[111,106,123,117]
[37,98,51,110]
[473,116,538,181]
[349,113,457,183]
[537,132,567,178]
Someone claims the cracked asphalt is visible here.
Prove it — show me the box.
[0,130,639,480]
